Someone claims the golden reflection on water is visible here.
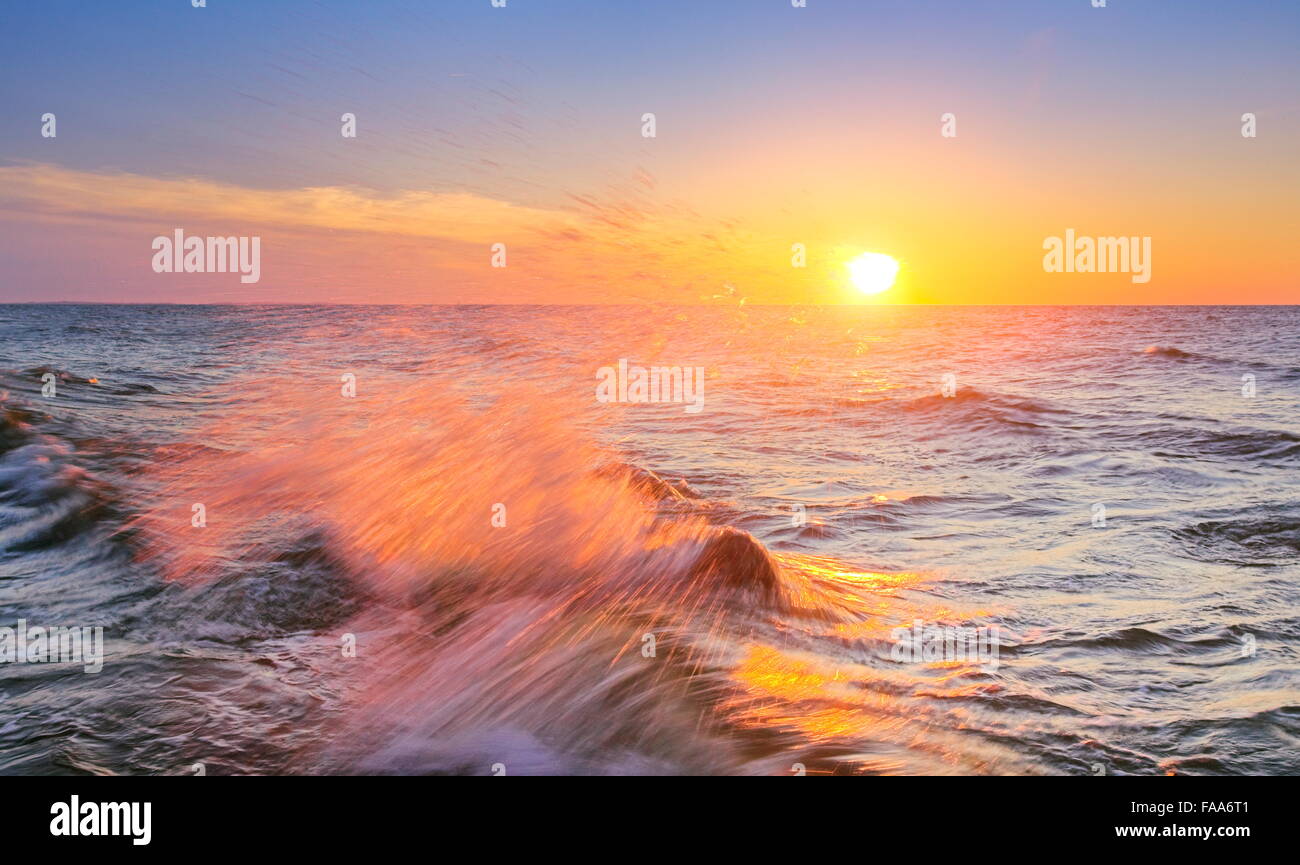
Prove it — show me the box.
[722,555,1017,774]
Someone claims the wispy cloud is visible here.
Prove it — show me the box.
[0,162,808,303]
[0,162,583,244]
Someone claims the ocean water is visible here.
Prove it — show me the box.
[0,303,1296,776]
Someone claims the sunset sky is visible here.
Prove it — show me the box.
[1,0,1296,304]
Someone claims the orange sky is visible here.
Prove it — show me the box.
[1,2,1296,304]
[3,149,1294,305]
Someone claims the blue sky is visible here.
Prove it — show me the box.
[4,0,1296,196]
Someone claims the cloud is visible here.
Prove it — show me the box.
[0,162,582,244]
[0,162,836,304]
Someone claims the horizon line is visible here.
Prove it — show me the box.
[3,300,1299,308]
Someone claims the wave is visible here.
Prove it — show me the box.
[1142,345,1200,360]
[1174,514,1300,564]
[594,462,701,503]
[119,371,1015,774]
[1156,426,1300,462]
[906,385,1066,416]
[20,365,98,385]
[2,367,160,398]
[0,438,105,553]
[1140,345,1300,382]
[902,385,1072,437]
[0,405,38,452]
[1023,626,1242,655]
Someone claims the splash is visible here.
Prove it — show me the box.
[124,366,1001,774]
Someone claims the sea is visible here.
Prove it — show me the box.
[0,303,1296,775]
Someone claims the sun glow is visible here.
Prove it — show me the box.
[848,252,900,296]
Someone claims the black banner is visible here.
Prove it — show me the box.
[8,776,1278,851]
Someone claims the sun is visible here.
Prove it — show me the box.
[847,252,900,295]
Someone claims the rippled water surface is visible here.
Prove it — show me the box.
[0,304,1296,775]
